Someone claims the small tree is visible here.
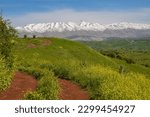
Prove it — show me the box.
[33,35,36,38]
[24,34,27,38]
[0,16,17,69]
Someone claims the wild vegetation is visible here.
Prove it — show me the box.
[11,37,150,100]
[0,16,16,91]
[80,39,150,68]
[0,17,150,99]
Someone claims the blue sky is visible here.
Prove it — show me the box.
[1,0,150,26]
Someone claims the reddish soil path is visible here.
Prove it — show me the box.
[0,72,38,100]
[27,40,52,48]
[0,72,89,100]
[58,79,89,100]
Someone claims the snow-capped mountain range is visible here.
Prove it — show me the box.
[16,21,150,40]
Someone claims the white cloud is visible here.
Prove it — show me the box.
[10,9,150,26]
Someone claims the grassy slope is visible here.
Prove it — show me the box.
[13,38,150,99]
[15,38,117,70]
[80,39,150,76]
[80,39,150,50]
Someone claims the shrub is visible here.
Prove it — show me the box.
[0,57,14,91]
[0,16,16,92]
[125,58,135,64]
[24,34,27,38]
[143,64,150,68]
[33,35,36,38]
[0,16,17,69]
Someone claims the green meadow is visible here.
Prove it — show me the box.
[80,39,150,68]
[0,37,150,99]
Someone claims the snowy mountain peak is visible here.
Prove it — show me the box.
[16,21,150,33]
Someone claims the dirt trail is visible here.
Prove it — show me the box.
[27,40,52,48]
[0,72,89,100]
[58,79,89,100]
[0,72,38,100]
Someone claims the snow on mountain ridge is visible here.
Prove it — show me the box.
[16,21,150,33]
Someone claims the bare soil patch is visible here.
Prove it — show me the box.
[58,79,89,100]
[26,40,52,48]
[42,40,52,46]
[27,43,37,48]
[0,72,38,100]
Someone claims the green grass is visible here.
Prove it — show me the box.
[1,37,149,100]
[23,68,59,100]
[122,51,150,67]
[80,39,150,51]
[0,56,15,91]
[72,65,150,99]
[80,39,150,75]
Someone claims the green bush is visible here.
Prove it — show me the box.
[24,34,27,38]
[37,71,59,99]
[33,35,36,38]
[0,16,17,69]
[125,58,135,64]
[24,91,43,100]
[0,57,14,91]
[143,64,150,68]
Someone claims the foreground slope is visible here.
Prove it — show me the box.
[14,38,150,99]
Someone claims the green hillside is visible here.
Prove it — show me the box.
[1,37,150,99]
[80,39,150,69]
[80,39,150,51]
